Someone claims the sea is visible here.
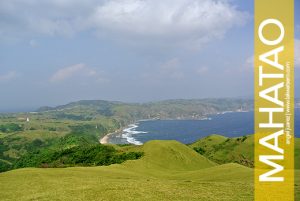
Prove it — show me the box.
[107,108,300,145]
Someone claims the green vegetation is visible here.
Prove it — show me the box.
[0,159,11,173]
[125,140,216,172]
[0,135,299,200]
[0,140,254,201]
[14,144,143,169]
[190,134,300,169]
[190,134,254,167]
[2,139,298,200]
[0,123,23,133]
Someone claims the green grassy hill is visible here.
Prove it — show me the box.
[190,134,300,169]
[190,134,254,167]
[0,140,254,201]
[1,139,299,200]
[126,140,216,171]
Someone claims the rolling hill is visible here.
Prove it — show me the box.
[0,140,254,201]
[0,136,299,200]
[190,134,300,169]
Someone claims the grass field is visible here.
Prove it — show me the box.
[0,139,299,201]
[0,140,253,201]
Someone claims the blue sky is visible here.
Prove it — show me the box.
[0,0,298,111]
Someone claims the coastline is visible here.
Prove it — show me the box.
[99,111,252,145]
[99,122,143,145]
[99,128,124,144]
[99,132,117,144]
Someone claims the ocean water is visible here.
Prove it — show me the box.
[108,109,300,145]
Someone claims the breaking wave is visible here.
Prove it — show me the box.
[122,123,146,145]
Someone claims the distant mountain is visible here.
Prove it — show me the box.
[37,98,254,121]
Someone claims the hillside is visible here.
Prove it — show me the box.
[1,138,299,200]
[122,140,216,173]
[0,140,255,201]
[1,140,299,200]
[190,134,300,169]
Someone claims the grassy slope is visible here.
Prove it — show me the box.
[191,134,300,169]
[190,134,254,167]
[124,140,216,171]
[0,140,254,201]
[190,135,300,199]
[0,139,299,200]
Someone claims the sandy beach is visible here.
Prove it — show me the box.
[99,123,140,145]
[99,135,110,144]
[99,129,123,144]
[99,133,114,144]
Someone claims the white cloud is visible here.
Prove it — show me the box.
[50,63,106,83]
[0,71,18,81]
[0,0,249,47]
[92,0,247,35]
[0,0,95,39]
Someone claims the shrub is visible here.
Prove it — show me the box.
[193,147,206,155]
[14,144,144,169]
[241,136,247,142]
[0,123,23,133]
[0,160,12,172]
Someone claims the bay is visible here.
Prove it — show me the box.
[108,109,300,145]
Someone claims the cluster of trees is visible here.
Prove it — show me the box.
[193,147,206,155]
[68,124,108,143]
[69,124,107,136]
[0,160,11,172]
[0,123,23,133]
[0,140,11,172]
[14,144,143,169]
